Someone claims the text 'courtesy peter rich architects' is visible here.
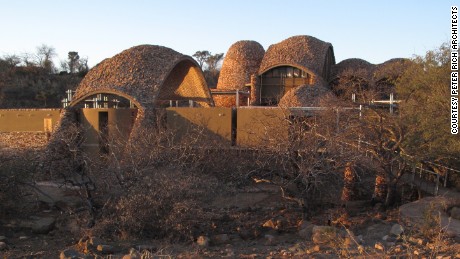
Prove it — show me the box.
[451,5,458,134]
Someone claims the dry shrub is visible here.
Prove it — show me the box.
[95,168,219,241]
[90,124,237,241]
[0,149,39,216]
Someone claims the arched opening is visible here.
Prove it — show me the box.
[259,65,313,105]
[156,59,212,107]
[71,92,139,156]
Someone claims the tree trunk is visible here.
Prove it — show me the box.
[341,163,355,202]
[385,181,398,207]
[373,170,387,204]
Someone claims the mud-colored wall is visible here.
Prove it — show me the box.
[79,108,137,155]
[166,107,233,145]
[0,109,61,132]
[236,107,289,147]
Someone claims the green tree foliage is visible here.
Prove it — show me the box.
[396,43,459,163]
[192,50,210,69]
[192,51,224,88]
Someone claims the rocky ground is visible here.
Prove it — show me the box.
[1,179,460,258]
[1,134,460,258]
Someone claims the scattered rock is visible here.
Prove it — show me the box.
[382,235,389,241]
[313,245,321,252]
[312,226,336,244]
[19,236,29,240]
[409,236,425,246]
[390,224,404,236]
[60,248,84,259]
[197,235,210,247]
[32,217,56,234]
[414,250,421,256]
[374,242,384,251]
[0,241,6,250]
[262,219,276,229]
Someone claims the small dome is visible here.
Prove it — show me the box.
[217,40,265,90]
[279,78,336,107]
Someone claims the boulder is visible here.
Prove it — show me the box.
[32,217,55,234]
[0,241,6,250]
[390,224,404,236]
[298,221,315,239]
[400,197,460,238]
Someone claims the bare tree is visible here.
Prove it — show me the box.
[35,44,56,73]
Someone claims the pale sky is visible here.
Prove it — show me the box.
[0,0,455,68]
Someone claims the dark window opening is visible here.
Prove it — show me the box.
[99,111,109,154]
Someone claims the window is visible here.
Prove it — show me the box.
[293,68,300,78]
[301,70,308,78]
[262,66,310,79]
[286,67,293,78]
[264,69,272,78]
[272,68,280,77]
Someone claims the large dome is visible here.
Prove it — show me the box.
[258,35,335,81]
[72,45,213,108]
[217,40,265,90]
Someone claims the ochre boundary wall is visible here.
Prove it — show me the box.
[0,109,62,132]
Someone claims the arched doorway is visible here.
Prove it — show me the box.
[70,92,139,155]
